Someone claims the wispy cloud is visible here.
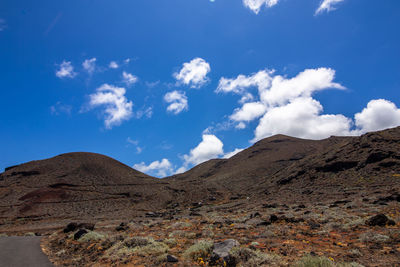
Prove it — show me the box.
[315,0,346,15]
[50,102,72,115]
[243,0,279,14]
[82,58,97,75]
[122,71,138,87]
[56,61,77,79]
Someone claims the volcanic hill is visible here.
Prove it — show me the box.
[0,127,399,232]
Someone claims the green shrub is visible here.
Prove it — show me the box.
[78,231,106,243]
[230,247,280,267]
[183,240,213,261]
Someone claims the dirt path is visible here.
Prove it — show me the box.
[0,236,53,267]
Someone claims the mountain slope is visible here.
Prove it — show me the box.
[0,152,173,222]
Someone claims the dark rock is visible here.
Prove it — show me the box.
[366,151,391,164]
[78,223,95,231]
[189,212,202,217]
[5,165,19,172]
[211,239,240,266]
[308,221,321,229]
[262,203,277,208]
[269,214,279,223]
[116,222,128,231]
[366,214,393,227]
[74,229,88,240]
[209,196,217,201]
[10,170,40,177]
[64,222,78,233]
[315,161,358,173]
[167,255,179,262]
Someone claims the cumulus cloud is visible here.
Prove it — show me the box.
[316,0,345,15]
[56,61,76,79]
[223,148,244,159]
[254,97,352,141]
[122,71,138,87]
[354,99,400,133]
[183,134,224,166]
[174,58,211,88]
[109,61,119,69]
[243,0,279,14]
[164,90,188,115]
[133,158,173,177]
[230,102,267,122]
[88,84,133,128]
[217,67,400,141]
[82,58,97,75]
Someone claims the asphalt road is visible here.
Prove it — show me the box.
[0,236,54,267]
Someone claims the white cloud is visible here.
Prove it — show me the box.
[217,67,400,142]
[223,148,244,159]
[135,107,153,119]
[254,97,352,141]
[164,90,188,115]
[122,71,138,87]
[82,58,97,75]
[183,134,224,166]
[109,61,119,69]
[230,102,267,123]
[88,84,133,128]
[56,61,76,78]
[316,0,345,15]
[243,0,279,14]
[133,158,173,177]
[174,58,211,88]
[354,99,400,133]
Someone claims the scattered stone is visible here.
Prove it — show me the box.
[116,222,128,231]
[64,222,94,233]
[211,239,240,266]
[366,214,395,227]
[270,214,279,223]
[74,229,88,240]
[262,203,277,209]
[64,222,78,233]
[166,255,179,262]
[250,212,261,218]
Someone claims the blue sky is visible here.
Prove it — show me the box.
[1,0,400,177]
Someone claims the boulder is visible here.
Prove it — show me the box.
[211,239,240,266]
[166,255,179,262]
[366,214,395,227]
[64,222,78,233]
[74,229,88,240]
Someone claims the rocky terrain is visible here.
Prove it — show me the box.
[1,127,400,266]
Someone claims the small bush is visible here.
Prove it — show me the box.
[132,241,169,257]
[183,240,213,261]
[294,255,364,267]
[124,236,149,247]
[359,232,390,243]
[77,231,106,243]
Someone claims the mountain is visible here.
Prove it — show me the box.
[1,127,399,232]
[0,152,173,225]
